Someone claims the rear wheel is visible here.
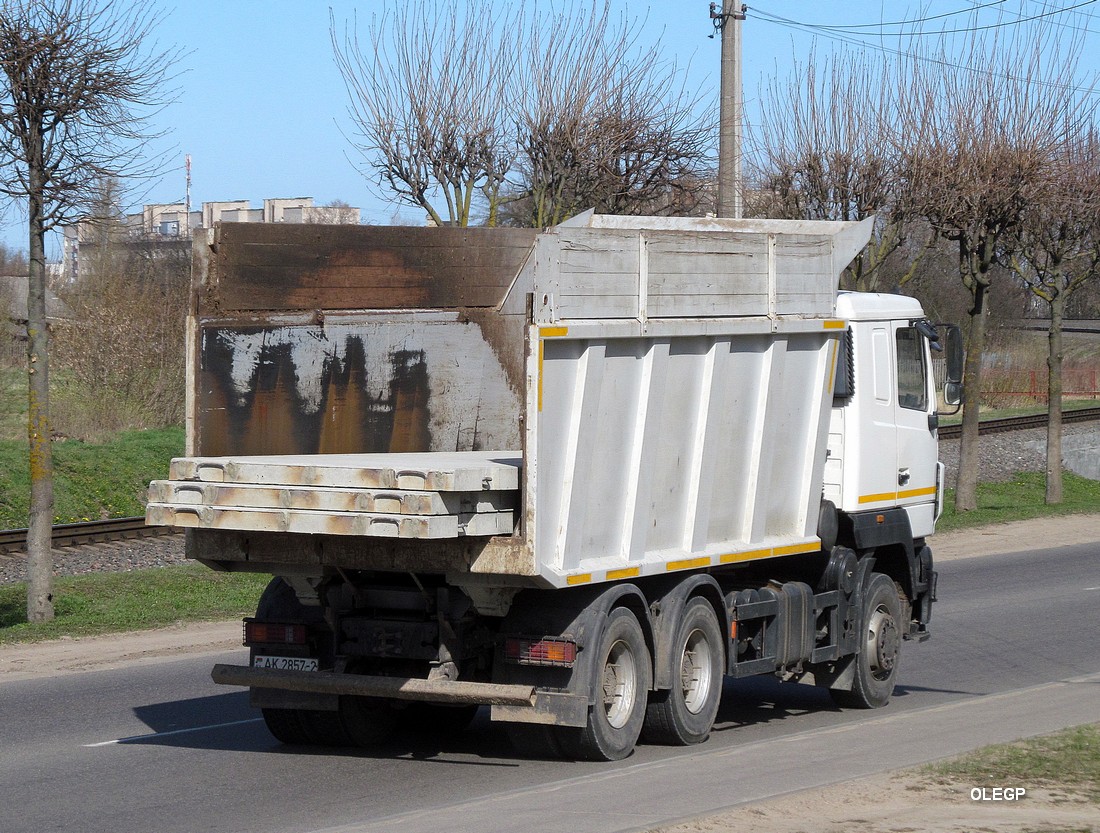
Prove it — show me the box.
[505,723,565,759]
[256,579,343,746]
[401,703,480,735]
[261,708,312,745]
[832,573,902,709]
[643,597,723,745]
[339,696,399,746]
[558,607,651,761]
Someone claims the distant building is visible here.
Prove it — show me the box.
[62,197,360,281]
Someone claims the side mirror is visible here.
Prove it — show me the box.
[943,325,964,407]
[944,325,963,384]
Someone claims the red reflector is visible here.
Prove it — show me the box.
[504,637,577,667]
[244,620,307,646]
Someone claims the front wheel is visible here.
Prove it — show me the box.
[832,573,902,709]
[558,606,651,761]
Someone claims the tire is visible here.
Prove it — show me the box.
[300,709,355,747]
[257,580,338,747]
[831,573,902,709]
[558,607,651,761]
[642,597,723,745]
[401,703,479,735]
[338,696,398,746]
[505,723,566,759]
[261,708,313,745]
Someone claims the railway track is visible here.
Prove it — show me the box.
[0,516,177,555]
[937,406,1100,439]
[1,407,1097,554]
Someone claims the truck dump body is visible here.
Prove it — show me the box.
[153,215,873,589]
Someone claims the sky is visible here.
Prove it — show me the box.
[2,0,1098,258]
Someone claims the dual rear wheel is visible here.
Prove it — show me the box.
[513,599,726,761]
[643,597,724,746]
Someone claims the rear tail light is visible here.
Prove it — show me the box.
[244,619,307,646]
[504,637,577,667]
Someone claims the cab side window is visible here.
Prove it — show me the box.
[896,327,928,411]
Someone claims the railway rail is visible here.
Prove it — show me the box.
[0,517,177,555]
[1,408,1097,554]
[936,406,1100,439]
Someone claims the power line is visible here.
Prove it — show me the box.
[752,0,1098,39]
[748,2,1100,98]
[809,1,1010,32]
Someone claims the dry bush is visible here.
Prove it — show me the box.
[52,238,188,440]
[0,282,18,368]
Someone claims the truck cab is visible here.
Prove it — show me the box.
[826,292,943,539]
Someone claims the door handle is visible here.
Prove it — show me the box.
[898,468,911,486]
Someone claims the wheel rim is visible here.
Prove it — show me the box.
[601,638,639,729]
[679,628,713,715]
[865,604,899,682]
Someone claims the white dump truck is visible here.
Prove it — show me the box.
[146,212,962,761]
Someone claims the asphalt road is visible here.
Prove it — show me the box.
[2,542,1099,833]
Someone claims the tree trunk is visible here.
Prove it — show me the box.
[25,167,54,623]
[1045,292,1065,504]
[954,283,988,512]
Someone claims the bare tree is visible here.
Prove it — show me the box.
[1010,127,1100,504]
[507,2,714,227]
[332,0,520,227]
[894,18,1093,511]
[332,0,714,228]
[750,46,919,292]
[0,0,177,622]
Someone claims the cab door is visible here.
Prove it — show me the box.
[893,324,938,537]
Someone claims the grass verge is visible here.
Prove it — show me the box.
[0,564,268,645]
[934,470,1100,533]
[923,723,1100,802]
[0,426,183,528]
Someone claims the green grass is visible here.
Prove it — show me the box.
[0,426,183,528]
[934,470,1100,533]
[0,564,268,645]
[924,723,1100,802]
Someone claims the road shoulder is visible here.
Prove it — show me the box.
[0,620,242,682]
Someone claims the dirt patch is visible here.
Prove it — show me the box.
[651,772,1100,833]
[0,620,242,682]
[928,512,1100,562]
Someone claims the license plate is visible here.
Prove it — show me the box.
[253,655,318,672]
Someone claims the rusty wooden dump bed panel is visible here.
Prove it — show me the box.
[174,223,539,578]
[188,222,537,459]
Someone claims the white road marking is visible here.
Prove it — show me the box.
[85,717,263,747]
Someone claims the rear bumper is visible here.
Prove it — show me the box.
[211,663,588,725]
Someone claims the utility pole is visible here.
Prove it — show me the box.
[712,1,745,218]
[184,154,192,238]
